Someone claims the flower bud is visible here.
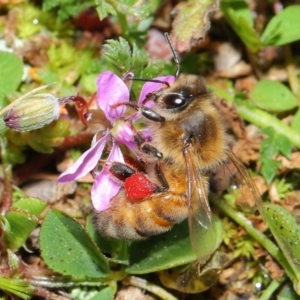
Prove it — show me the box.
[3,93,60,131]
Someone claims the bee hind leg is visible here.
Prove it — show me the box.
[106,161,137,182]
[154,161,169,191]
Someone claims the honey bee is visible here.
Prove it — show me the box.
[93,36,262,264]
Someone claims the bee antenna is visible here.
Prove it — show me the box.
[164,33,180,78]
[131,78,170,87]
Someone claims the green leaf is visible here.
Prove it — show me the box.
[0,52,23,106]
[261,5,300,46]
[40,209,111,279]
[220,0,253,25]
[42,0,94,21]
[158,252,226,293]
[89,286,115,300]
[220,1,263,52]
[250,80,298,112]
[262,203,300,294]
[126,216,222,274]
[260,127,292,183]
[171,0,219,52]
[277,283,300,300]
[12,197,46,215]
[44,42,94,86]
[85,215,128,265]
[4,198,47,250]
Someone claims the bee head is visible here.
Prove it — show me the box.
[153,74,211,114]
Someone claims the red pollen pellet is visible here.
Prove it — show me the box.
[124,173,156,201]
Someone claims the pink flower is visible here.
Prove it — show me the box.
[58,71,175,211]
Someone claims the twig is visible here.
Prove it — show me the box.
[124,276,178,300]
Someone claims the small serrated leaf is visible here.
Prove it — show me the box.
[104,37,160,80]
[95,1,117,20]
[42,0,93,21]
[171,0,219,52]
[261,160,281,184]
[40,209,110,279]
[104,38,132,73]
[131,44,149,74]
[117,2,151,19]
[260,127,292,183]
[261,127,292,158]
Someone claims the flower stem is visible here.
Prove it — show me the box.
[258,277,286,300]
[210,194,295,283]
[0,137,12,214]
[284,44,300,99]
[235,101,300,148]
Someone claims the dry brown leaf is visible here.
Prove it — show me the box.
[171,0,219,52]
[23,180,77,203]
[215,61,252,78]
[215,99,247,139]
[277,152,300,173]
[265,257,284,281]
[234,75,258,93]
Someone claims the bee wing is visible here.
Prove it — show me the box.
[183,146,220,265]
[227,151,263,215]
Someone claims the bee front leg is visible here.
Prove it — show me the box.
[111,101,165,158]
[134,131,163,159]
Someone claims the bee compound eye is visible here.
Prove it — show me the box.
[163,90,192,110]
[164,94,184,109]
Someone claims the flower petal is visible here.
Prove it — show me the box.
[91,169,122,211]
[112,120,136,149]
[91,142,124,211]
[139,128,153,141]
[107,140,125,163]
[97,71,129,121]
[138,75,175,106]
[58,133,109,182]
